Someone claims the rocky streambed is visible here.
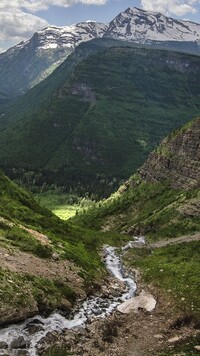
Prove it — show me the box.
[0,237,145,356]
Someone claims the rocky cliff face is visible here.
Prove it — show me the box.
[139,118,200,189]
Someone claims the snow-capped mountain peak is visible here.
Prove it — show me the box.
[105,7,200,42]
[32,21,108,51]
[2,7,200,98]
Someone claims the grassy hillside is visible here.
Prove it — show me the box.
[74,178,200,240]
[1,46,200,196]
[74,117,200,238]
[0,171,130,325]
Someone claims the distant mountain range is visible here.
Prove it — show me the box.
[1,7,200,98]
[1,42,200,196]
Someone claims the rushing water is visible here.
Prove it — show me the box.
[0,237,145,356]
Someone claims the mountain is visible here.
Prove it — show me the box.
[75,116,200,238]
[0,21,107,99]
[2,7,200,99]
[1,45,200,196]
[105,7,200,42]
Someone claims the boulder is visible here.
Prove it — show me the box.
[10,336,26,349]
[117,290,156,314]
[0,341,8,349]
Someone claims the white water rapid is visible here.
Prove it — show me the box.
[0,237,145,356]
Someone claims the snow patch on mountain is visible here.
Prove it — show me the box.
[34,21,108,51]
[5,7,200,57]
[105,7,200,43]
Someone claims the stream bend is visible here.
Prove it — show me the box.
[0,237,145,355]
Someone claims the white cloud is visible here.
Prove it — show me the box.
[140,0,198,17]
[0,9,48,44]
[0,0,108,50]
[17,0,107,12]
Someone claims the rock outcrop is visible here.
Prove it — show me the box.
[139,118,200,189]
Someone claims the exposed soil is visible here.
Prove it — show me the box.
[0,245,85,298]
[149,232,200,249]
[39,282,200,356]
[19,225,51,246]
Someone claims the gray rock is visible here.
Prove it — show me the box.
[10,336,26,349]
[52,253,59,261]
[117,290,156,314]
[25,323,44,335]
[0,341,8,349]
[17,351,29,356]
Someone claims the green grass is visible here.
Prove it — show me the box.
[126,241,200,319]
[0,267,76,321]
[125,240,200,354]
[74,176,200,241]
[0,171,136,322]
[2,226,53,258]
[34,191,94,220]
[52,205,79,220]
[0,172,132,282]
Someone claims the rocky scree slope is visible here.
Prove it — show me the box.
[2,7,200,99]
[1,46,200,196]
[74,117,200,239]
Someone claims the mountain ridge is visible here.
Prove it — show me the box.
[105,7,200,42]
[2,7,200,98]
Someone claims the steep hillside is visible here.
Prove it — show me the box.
[0,38,126,131]
[75,117,200,238]
[139,118,200,189]
[0,21,107,99]
[1,46,200,195]
[0,172,127,325]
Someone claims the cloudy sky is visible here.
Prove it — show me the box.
[1,0,200,52]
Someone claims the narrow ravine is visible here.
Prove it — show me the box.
[0,237,145,356]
